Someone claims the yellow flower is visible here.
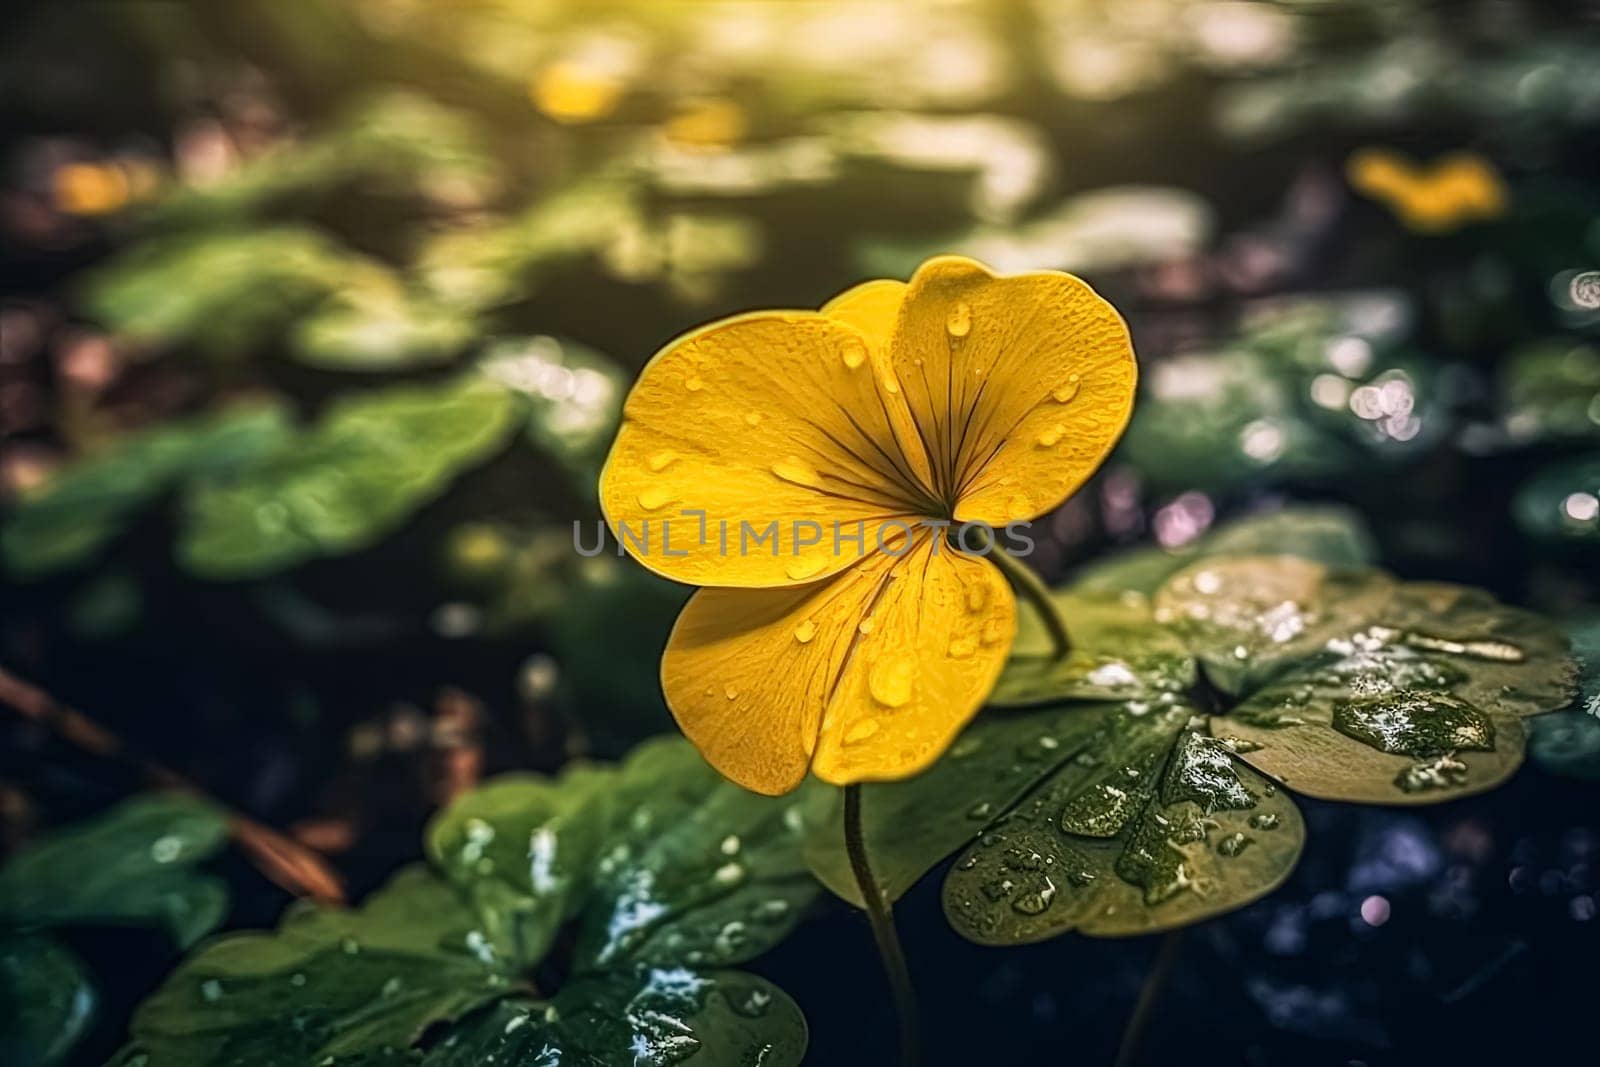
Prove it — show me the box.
[530,62,625,124]
[1346,148,1508,233]
[600,256,1137,794]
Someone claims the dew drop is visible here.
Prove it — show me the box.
[647,451,679,473]
[1249,812,1280,831]
[1217,832,1253,857]
[1010,876,1057,915]
[845,719,881,744]
[793,619,817,644]
[745,411,763,427]
[841,338,867,369]
[868,656,915,708]
[880,373,900,395]
[946,302,973,338]
[637,486,674,511]
[771,456,821,488]
[685,374,705,392]
[1035,424,1066,448]
[948,635,978,659]
[724,684,740,701]
[967,801,994,820]
[1052,375,1082,403]
[858,617,876,635]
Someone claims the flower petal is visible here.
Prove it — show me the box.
[661,533,1015,795]
[601,310,937,588]
[886,255,1137,523]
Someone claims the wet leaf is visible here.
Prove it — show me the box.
[126,867,512,1065]
[1206,575,1576,803]
[1,404,291,578]
[178,376,519,579]
[994,591,1195,705]
[0,934,95,1067]
[426,971,806,1067]
[0,793,229,948]
[432,737,817,974]
[1153,556,1395,695]
[426,765,615,969]
[943,708,1306,942]
[131,741,813,1065]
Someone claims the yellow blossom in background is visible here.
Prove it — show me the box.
[662,97,748,151]
[1346,148,1508,233]
[51,160,160,217]
[530,61,625,124]
[600,256,1137,794]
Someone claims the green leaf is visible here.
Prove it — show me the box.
[570,738,817,973]
[426,972,806,1067]
[1072,505,1378,597]
[1501,340,1600,444]
[426,765,615,969]
[1,404,292,578]
[1202,574,1577,804]
[133,740,813,1065]
[178,376,519,579]
[81,228,364,356]
[0,793,229,948]
[943,708,1306,942]
[1152,556,1396,695]
[430,737,817,975]
[127,867,512,1065]
[289,273,479,371]
[994,591,1195,706]
[0,934,95,1067]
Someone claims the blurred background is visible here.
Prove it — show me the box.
[1,1,1597,1064]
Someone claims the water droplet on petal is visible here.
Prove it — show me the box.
[794,619,817,644]
[771,457,821,488]
[845,719,880,744]
[647,451,679,472]
[868,656,915,708]
[946,302,973,338]
[1035,424,1065,448]
[858,617,875,635]
[724,684,739,700]
[1052,375,1081,403]
[745,411,763,427]
[841,338,867,369]
[880,373,900,395]
[685,374,705,391]
[948,635,978,658]
[637,487,674,511]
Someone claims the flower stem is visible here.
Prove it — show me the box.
[843,784,920,1067]
[1113,930,1185,1067]
[984,541,1073,660]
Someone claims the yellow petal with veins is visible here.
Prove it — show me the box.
[661,532,1015,794]
[885,255,1137,524]
[600,310,938,587]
